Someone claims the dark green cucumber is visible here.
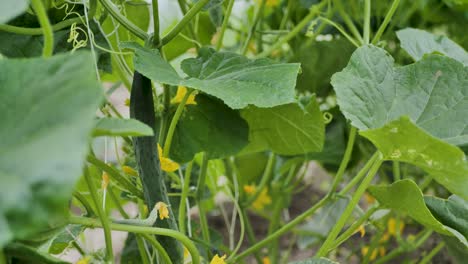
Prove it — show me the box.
[130,71,183,263]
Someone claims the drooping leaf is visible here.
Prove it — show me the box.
[0,0,29,24]
[289,257,339,264]
[368,179,467,246]
[122,43,301,109]
[443,235,468,264]
[361,117,468,199]
[332,45,468,146]
[92,117,153,137]
[397,28,468,66]
[0,51,103,248]
[48,225,85,254]
[240,98,325,155]
[169,95,249,162]
[424,195,468,241]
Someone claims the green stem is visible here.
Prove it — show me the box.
[98,0,148,40]
[243,153,275,207]
[0,17,82,35]
[318,17,360,48]
[336,0,364,44]
[196,153,211,257]
[374,230,433,264]
[393,161,401,181]
[231,196,330,262]
[330,205,380,250]
[108,186,129,218]
[160,0,210,47]
[256,0,327,58]
[152,0,160,47]
[83,167,114,263]
[135,236,150,264]
[363,0,371,44]
[216,0,235,51]
[241,208,263,263]
[179,161,193,235]
[362,230,384,264]
[316,154,383,257]
[87,155,144,199]
[241,0,266,55]
[418,242,445,264]
[163,89,193,157]
[279,0,295,30]
[68,216,200,264]
[31,0,54,57]
[372,0,400,44]
[329,126,357,194]
[268,195,284,264]
[140,234,173,264]
[73,191,96,216]
[159,84,172,144]
[339,152,380,195]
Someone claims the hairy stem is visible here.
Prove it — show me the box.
[216,0,235,51]
[372,0,401,44]
[98,0,148,40]
[31,0,54,57]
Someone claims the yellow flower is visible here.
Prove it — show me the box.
[122,165,138,177]
[387,218,404,236]
[252,188,272,210]
[357,225,366,237]
[124,98,130,106]
[157,144,180,172]
[76,256,90,264]
[101,171,110,189]
[379,246,386,257]
[361,246,378,261]
[210,254,227,264]
[243,184,256,194]
[155,201,169,220]
[262,256,271,264]
[171,86,197,105]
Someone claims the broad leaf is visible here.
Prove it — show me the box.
[0,51,103,248]
[169,95,249,162]
[332,45,468,146]
[368,179,467,246]
[425,195,468,241]
[241,98,325,155]
[361,117,468,199]
[123,43,301,109]
[0,0,28,24]
[48,224,84,254]
[397,28,468,66]
[92,117,153,137]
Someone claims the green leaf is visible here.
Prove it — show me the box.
[0,51,103,248]
[92,117,153,137]
[48,225,84,254]
[123,44,301,109]
[332,45,468,146]
[169,95,249,162]
[443,235,468,264]
[397,28,468,66]
[240,98,325,155]
[360,117,468,199]
[289,257,339,264]
[0,0,29,24]
[368,179,467,246]
[424,195,468,241]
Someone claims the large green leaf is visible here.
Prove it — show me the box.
[0,51,103,248]
[424,195,468,241]
[332,45,468,146]
[240,98,324,155]
[92,117,153,137]
[0,0,28,24]
[361,117,468,199]
[368,180,467,246]
[122,43,301,109]
[397,28,468,66]
[169,95,249,162]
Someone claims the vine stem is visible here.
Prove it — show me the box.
[339,152,380,195]
[178,161,193,235]
[363,0,371,44]
[316,154,383,257]
[83,167,114,263]
[31,0,54,57]
[196,153,211,257]
[241,0,266,55]
[152,0,160,47]
[318,17,360,48]
[418,241,445,264]
[216,0,235,51]
[0,17,82,35]
[68,216,200,264]
[140,234,173,264]
[230,196,330,262]
[163,88,193,157]
[243,153,275,207]
[160,0,210,46]
[256,0,327,58]
[329,126,357,194]
[98,0,148,40]
[336,0,364,45]
[372,0,401,44]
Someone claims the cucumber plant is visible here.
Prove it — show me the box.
[0,0,467,264]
